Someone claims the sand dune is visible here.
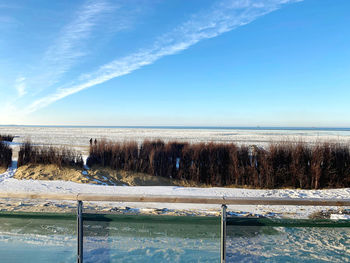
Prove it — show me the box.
[14,164,198,187]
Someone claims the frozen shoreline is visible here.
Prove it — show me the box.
[1,126,350,218]
[1,126,350,156]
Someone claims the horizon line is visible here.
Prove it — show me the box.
[1,124,350,130]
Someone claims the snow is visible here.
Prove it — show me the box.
[1,165,350,218]
[1,126,350,156]
[330,214,350,220]
[1,126,350,218]
[91,179,107,185]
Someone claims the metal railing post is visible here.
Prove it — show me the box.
[221,204,227,263]
[77,200,83,263]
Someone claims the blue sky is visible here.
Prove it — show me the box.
[0,0,349,127]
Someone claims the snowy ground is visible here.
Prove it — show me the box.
[1,162,350,219]
[1,126,350,218]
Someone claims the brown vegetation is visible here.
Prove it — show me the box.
[0,141,12,169]
[87,139,350,189]
[0,134,14,142]
[17,142,83,168]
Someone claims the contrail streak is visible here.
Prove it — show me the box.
[26,0,302,114]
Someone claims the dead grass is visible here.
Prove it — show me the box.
[0,134,14,142]
[0,141,12,169]
[13,164,203,187]
[18,141,83,168]
[14,164,89,183]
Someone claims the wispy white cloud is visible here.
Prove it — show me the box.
[10,0,113,115]
[0,15,18,29]
[26,0,302,114]
[14,77,26,97]
[38,0,113,87]
[15,0,144,100]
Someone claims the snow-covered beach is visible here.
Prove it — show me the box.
[1,160,350,219]
[1,126,350,219]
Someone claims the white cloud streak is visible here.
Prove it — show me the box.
[39,0,112,87]
[15,77,26,97]
[14,0,112,97]
[26,0,302,114]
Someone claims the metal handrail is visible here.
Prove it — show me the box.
[1,192,350,206]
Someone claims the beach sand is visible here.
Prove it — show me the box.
[14,164,200,187]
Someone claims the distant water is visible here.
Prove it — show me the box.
[1,125,350,155]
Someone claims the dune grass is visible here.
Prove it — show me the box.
[17,141,83,169]
[87,139,350,189]
[0,141,12,169]
[0,134,14,142]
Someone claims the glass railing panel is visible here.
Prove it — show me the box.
[226,222,350,262]
[0,213,76,263]
[1,211,350,263]
[83,214,220,263]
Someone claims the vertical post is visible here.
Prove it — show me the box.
[221,204,227,263]
[77,200,83,263]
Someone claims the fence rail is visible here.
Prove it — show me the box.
[1,192,350,206]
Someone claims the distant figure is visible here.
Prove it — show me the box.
[94,139,97,145]
[89,138,93,145]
